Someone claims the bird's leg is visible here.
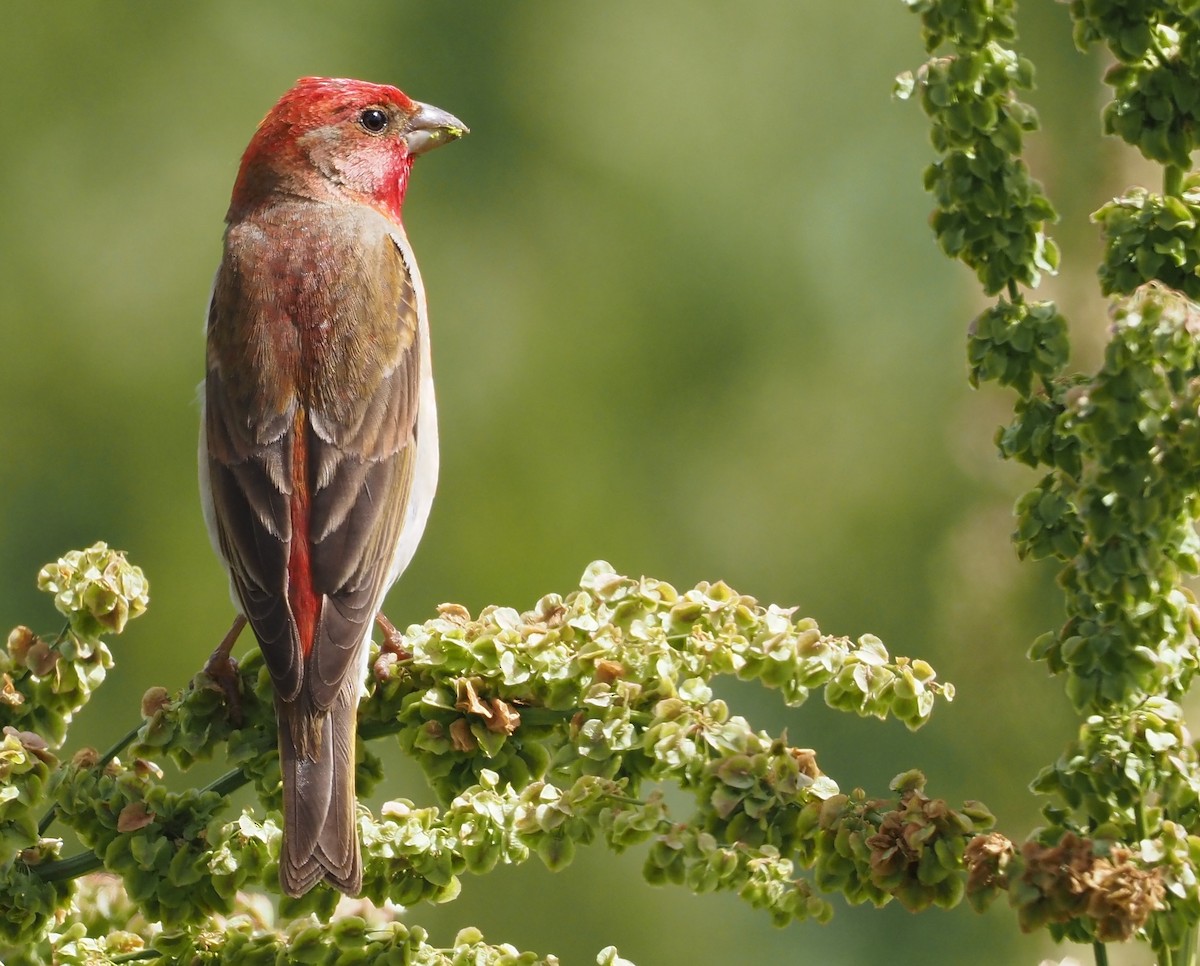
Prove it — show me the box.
[375,613,409,660]
[203,614,247,726]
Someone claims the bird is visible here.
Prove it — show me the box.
[199,76,467,897]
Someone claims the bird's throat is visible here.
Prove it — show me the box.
[376,154,416,223]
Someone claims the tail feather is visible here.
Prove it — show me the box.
[276,688,361,897]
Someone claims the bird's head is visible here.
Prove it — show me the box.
[229,76,468,222]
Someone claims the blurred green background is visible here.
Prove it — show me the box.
[0,3,1139,963]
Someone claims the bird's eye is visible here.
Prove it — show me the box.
[358,108,389,134]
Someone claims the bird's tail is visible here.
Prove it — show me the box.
[275,688,362,897]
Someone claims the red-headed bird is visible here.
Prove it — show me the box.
[200,77,467,896]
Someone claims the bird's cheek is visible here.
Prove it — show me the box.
[296,126,352,186]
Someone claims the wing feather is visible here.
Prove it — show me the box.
[305,238,421,708]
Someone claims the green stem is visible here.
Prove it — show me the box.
[34,848,103,882]
[201,767,248,799]
[1177,924,1197,966]
[1165,164,1184,198]
[1006,279,1020,302]
[36,803,56,835]
[96,722,144,769]
[360,717,404,742]
[1092,940,1108,966]
[112,951,160,963]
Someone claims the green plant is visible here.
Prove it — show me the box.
[898,1,1200,962]
[0,545,967,964]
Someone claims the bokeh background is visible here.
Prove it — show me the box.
[0,3,1141,963]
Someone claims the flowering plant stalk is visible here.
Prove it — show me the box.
[898,1,1200,963]
[0,545,970,964]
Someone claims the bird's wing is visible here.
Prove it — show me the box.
[302,232,422,710]
[205,218,422,712]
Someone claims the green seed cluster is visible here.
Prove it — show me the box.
[51,881,629,965]
[966,829,1166,944]
[358,795,468,905]
[367,767,837,929]
[135,646,385,823]
[2,542,145,754]
[794,770,994,914]
[358,564,957,923]
[0,728,54,866]
[36,542,148,640]
[896,1,1057,296]
[645,817,831,927]
[1106,48,1200,170]
[902,0,1200,955]
[901,0,1016,49]
[0,545,148,957]
[996,384,1085,476]
[146,920,567,966]
[1032,697,1200,842]
[374,562,951,807]
[0,848,70,954]
[2,549,966,961]
[1067,0,1174,61]
[1137,820,1200,948]
[1026,287,1200,710]
[135,651,281,807]
[1096,183,1200,298]
[40,921,148,966]
[66,871,153,950]
[52,754,231,926]
[2,624,114,750]
[967,300,1069,397]
[0,757,62,955]
[1012,473,1084,563]
[898,0,1065,401]
[207,814,284,905]
[1066,2,1200,168]
[0,744,60,956]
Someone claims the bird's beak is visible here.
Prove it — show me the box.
[402,102,469,156]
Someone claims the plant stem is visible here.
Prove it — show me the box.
[201,767,248,798]
[36,805,57,835]
[34,848,103,882]
[1165,164,1184,198]
[112,951,160,963]
[97,723,144,769]
[1092,941,1108,966]
[1178,924,1197,966]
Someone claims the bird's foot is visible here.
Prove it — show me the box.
[203,614,247,727]
[372,613,410,683]
[375,613,410,660]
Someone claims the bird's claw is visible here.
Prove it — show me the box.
[375,613,410,660]
[203,615,247,727]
